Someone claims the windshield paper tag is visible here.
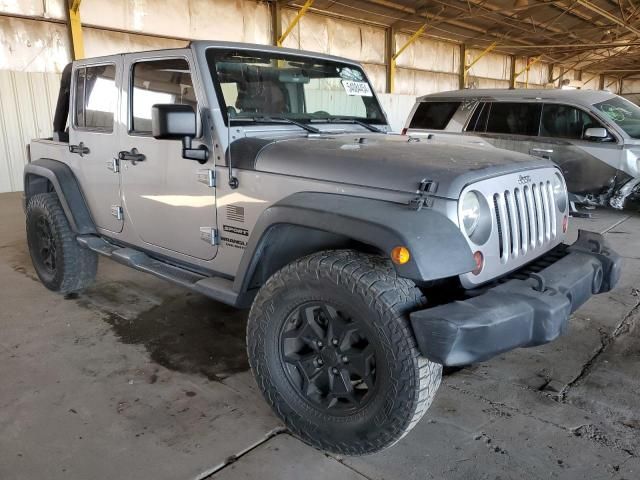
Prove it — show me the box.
[342,80,372,97]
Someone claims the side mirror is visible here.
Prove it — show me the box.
[151,104,208,163]
[584,127,610,141]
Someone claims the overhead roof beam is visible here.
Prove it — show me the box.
[575,0,640,36]
[365,0,537,47]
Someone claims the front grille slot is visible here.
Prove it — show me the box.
[491,181,557,264]
[493,194,504,259]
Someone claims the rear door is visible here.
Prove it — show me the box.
[532,103,622,194]
[118,51,218,261]
[472,101,542,156]
[405,100,490,146]
[69,57,123,233]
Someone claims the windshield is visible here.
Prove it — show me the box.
[206,48,386,127]
[593,96,640,139]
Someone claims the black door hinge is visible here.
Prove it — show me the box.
[409,179,438,211]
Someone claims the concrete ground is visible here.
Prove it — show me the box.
[1,190,639,480]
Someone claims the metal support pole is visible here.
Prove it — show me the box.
[459,44,466,89]
[385,27,395,93]
[271,1,282,47]
[67,0,84,60]
[509,55,516,89]
[598,74,605,90]
[277,0,314,47]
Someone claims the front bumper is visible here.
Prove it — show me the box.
[410,230,622,366]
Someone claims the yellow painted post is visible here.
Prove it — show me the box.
[463,42,498,88]
[389,24,428,93]
[514,56,541,86]
[68,0,84,60]
[389,58,396,94]
[277,0,314,47]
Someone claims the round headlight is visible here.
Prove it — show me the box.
[461,191,481,236]
[553,172,567,212]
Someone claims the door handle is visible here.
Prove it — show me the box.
[118,148,146,165]
[69,142,90,157]
[530,147,553,160]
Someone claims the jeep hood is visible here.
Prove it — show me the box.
[234,134,555,199]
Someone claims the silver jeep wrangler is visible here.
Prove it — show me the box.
[25,42,621,455]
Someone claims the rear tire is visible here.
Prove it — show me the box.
[247,250,442,455]
[26,192,97,294]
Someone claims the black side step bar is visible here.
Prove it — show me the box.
[77,235,239,306]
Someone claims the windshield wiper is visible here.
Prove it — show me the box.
[230,115,320,134]
[314,117,385,133]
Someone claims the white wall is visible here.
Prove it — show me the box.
[0,70,60,192]
[378,93,416,132]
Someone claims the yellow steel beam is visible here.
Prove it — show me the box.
[68,0,84,60]
[514,56,541,80]
[389,23,428,93]
[463,41,498,87]
[392,24,428,62]
[277,0,314,47]
[581,72,599,87]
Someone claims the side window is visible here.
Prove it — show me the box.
[540,103,604,139]
[409,102,461,130]
[485,102,542,136]
[74,64,117,132]
[465,102,490,132]
[130,58,196,134]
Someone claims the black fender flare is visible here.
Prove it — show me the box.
[23,159,96,235]
[233,192,475,294]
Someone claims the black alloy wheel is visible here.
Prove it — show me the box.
[32,215,57,274]
[280,301,377,414]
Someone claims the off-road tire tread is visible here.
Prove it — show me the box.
[247,249,442,455]
[26,192,97,293]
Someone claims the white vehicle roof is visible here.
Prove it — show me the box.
[417,88,618,106]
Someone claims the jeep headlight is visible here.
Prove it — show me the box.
[461,191,481,236]
[552,172,567,212]
[460,191,491,245]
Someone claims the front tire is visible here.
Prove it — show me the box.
[247,250,442,455]
[26,192,97,294]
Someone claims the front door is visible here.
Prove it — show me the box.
[118,51,218,261]
[531,103,622,194]
[69,57,123,233]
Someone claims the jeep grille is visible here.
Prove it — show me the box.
[493,182,557,263]
[458,167,567,289]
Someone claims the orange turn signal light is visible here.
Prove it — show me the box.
[391,246,411,265]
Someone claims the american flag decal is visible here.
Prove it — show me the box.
[226,205,245,223]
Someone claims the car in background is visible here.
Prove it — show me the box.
[403,89,640,210]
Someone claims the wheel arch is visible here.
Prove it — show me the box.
[233,192,475,300]
[24,159,96,235]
